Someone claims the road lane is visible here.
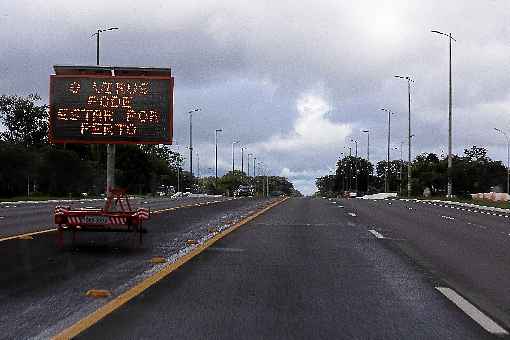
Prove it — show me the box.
[339,198,510,331]
[0,197,271,340]
[78,197,496,339]
[0,196,230,238]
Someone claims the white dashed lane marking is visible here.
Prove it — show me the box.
[368,229,384,239]
[436,287,508,335]
[348,212,357,217]
[466,222,487,230]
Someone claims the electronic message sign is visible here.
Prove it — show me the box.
[49,67,173,144]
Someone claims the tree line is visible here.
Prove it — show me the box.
[197,170,302,197]
[316,145,507,198]
[0,94,299,198]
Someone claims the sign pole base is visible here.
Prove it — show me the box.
[106,144,115,195]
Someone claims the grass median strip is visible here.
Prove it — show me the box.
[52,197,288,340]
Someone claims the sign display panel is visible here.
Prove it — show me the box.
[49,74,173,144]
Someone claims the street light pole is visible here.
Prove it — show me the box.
[232,140,240,172]
[394,142,404,196]
[96,30,100,65]
[259,163,264,196]
[258,162,269,197]
[266,168,269,197]
[395,75,414,197]
[253,157,257,177]
[93,27,119,195]
[197,152,200,179]
[215,129,222,180]
[348,146,352,191]
[362,130,370,193]
[188,108,201,179]
[241,147,245,174]
[432,30,456,197]
[177,166,180,193]
[93,27,118,66]
[247,153,253,176]
[494,128,510,194]
[351,139,359,193]
[400,142,404,196]
[381,108,395,193]
[172,143,181,193]
[340,152,345,193]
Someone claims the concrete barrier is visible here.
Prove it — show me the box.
[359,193,398,200]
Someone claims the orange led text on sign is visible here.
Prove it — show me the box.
[55,80,161,138]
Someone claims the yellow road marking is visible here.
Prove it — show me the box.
[149,257,167,264]
[86,289,111,298]
[52,197,288,340]
[0,228,58,243]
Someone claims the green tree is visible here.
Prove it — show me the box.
[0,143,36,197]
[115,145,152,194]
[0,94,48,148]
[453,146,505,196]
[217,170,250,196]
[37,147,94,196]
[376,160,404,193]
[316,175,336,197]
[411,153,445,196]
[336,156,374,193]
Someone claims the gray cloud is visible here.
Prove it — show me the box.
[1,0,510,194]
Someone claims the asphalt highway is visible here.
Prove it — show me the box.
[0,196,271,339]
[0,196,229,238]
[337,197,510,332]
[78,197,501,339]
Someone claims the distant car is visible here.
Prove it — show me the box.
[171,192,183,199]
[156,185,175,196]
[234,185,254,197]
[270,191,284,197]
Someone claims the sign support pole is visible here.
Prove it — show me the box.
[96,29,115,195]
[106,144,115,194]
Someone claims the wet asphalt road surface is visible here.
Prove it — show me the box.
[79,197,498,339]
[0,196,230,238]
[0,197,271,339]
[336,197,510,332]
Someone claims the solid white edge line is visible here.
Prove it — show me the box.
[435,287,508,335]
[368,229,384,239]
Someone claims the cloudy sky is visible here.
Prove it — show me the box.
[1,0,510,194]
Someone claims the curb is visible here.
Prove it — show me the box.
[407,199,510,214]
